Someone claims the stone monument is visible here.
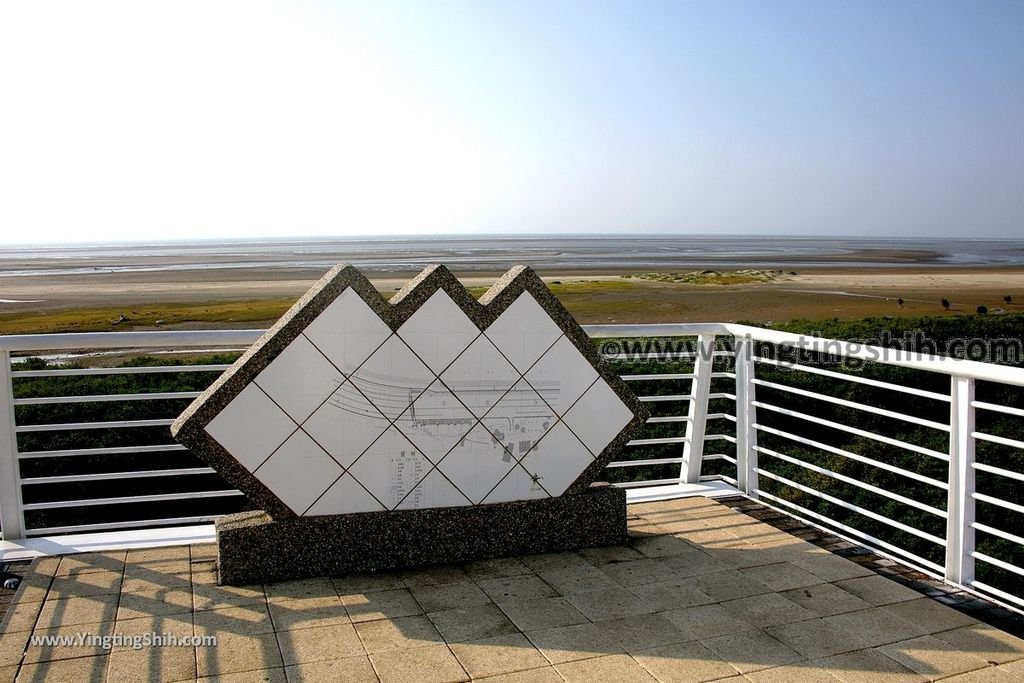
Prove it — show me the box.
[172,264,646,584]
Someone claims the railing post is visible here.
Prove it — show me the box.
[946,375,976,585]
[681,334,714,484]
[0,350,25,541]
[734,335,759,498]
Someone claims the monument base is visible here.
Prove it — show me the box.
[214,485,627,585]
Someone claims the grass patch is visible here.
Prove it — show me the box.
[625,269,791,285]
[0,299,299,335]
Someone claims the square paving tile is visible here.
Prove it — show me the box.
[410,580,490,613]
[106,642,197,682]
[196,631,284,678]
[496,597,588,632]
[462,558,532,581]
[778,583,872,617]
[738,562,824,592]
[333,573,405,596]
[823,608,929,648]
[555,653,658,682]
[564,587,657,622]
[276,622,364,666]
[595,613,693,653]
[879,597,977,634]
[767,618,870,659]
[268,596,350,631]
[633,639,741,682]
[35,595,119,629]
[600,559,680,587]
[16,654,111,682]
[694,569,772,602]
[834,575,924,606]
[194,603,275,636]
[370,643,468,683]
[721,592,816,628]
[538,565,618,594]
[878,635,993,678]
[427,604,518,643]
[700,630,803,674]
[629,578,715,609]
[355,614,444,654]
[264,578,338,603]
[525,622,621,664]
[450,633,548,678]
[629,534,700,559]
[343,589,423,623]
[815,647,926,683]
[477,575,556,603]
[579,545,646,565]
[931,623,1024,665]
[661,603,756,640]
[285,654,378,682]
[791,554,874,582]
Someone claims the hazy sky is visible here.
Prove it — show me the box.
[1,1,1021,244]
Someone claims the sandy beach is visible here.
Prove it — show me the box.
[1,261,1022,332]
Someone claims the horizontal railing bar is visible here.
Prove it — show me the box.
[753,401,949,460]
[16,419,175,433]
[972,461,1024,483]
[972,431,1024,451]
[611,477,686,489]
[973,492,1024,515]
[18,444,189,459]
[622,374,694,381]
[972,522,1024,548]
[0,330,264,352]
[726,323,1024,387]
[627,436,689,446]
[21,468,216,485]
[754,422,948,488]
[705,434,736,443]
[755,445,947,517]
[646,416,690,424]
[12,364,232,378]
[708,392,736,400]
[702,453,737,463]
[21,489,243,510]
[752,378,950,432]
[752,355,951,401]
[972,551,1024,578]
[756,489,946,573]
[26,515,219,536]
[638,394,691,402]
[606,457,685,468]
[756,467,947,545]
[971,400,1024,418]
[969,580,1024,609]
[13,391,201,406]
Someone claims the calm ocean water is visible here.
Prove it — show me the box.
[2,235,1023,277]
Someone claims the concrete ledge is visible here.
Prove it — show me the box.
[215,485,626,585]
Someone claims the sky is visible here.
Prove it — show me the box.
[0,0,1022,244]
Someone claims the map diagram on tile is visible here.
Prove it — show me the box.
[172,264,646,519]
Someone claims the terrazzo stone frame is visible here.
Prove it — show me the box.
[171,263,648,521]
[215,485,627,585]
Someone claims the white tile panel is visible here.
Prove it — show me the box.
[479,379,556,460]
[254,334,345,423]
[205,384,297,472]
[394,380,475,464]
[519,421,594,497]
[562,379,633,456]
[253,430,344,514]
[303,287,392,375]
[483,292,561,373]
[394,469,472,510]
[347,426,432,510]
[349,335,435,420]
[437,422,516,504]
[481,464,549,504]
[302,382,389,469]
[305,473,385,515]
[440,335,520,418]
[396,290,480,374]
[525,336,599,416]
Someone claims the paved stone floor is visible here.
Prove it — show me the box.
[1,497,1023,682]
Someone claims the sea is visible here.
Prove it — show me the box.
[1,235,1023,278]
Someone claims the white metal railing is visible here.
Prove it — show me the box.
[1,324,1023,612]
